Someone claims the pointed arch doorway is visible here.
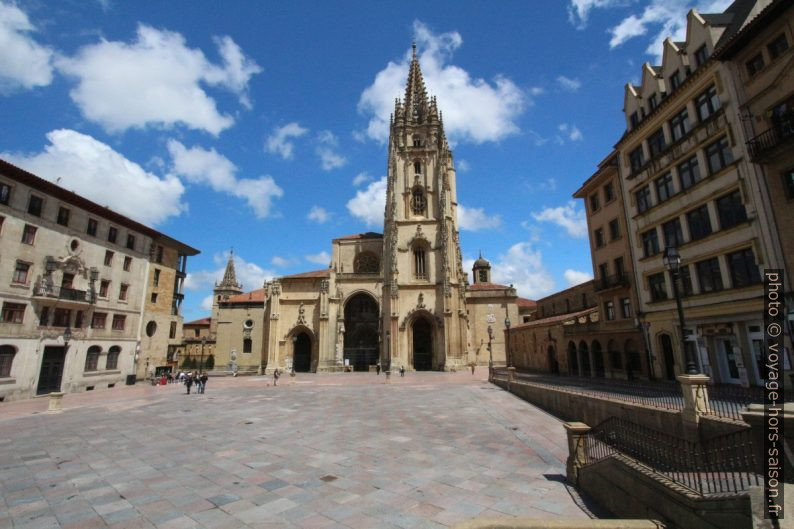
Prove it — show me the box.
[293,332,312,372]
[343,293,379,371]
[412,317,433,371]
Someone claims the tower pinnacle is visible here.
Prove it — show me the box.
[216,249,242,292]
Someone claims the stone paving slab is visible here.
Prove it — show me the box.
[0,370,595,527]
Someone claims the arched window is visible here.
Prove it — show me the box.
[414,161,422,174]
[243,338,252,354]
[354,252,380,274]
[478,269,488,283]
[411,186,426,215]
[0,345,16,377]
[85,346,101,371]
[414,247,427,279]
[106,346,121,370]
[413,135,422,147]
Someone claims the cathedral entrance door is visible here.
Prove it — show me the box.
[412,318,433,371]
[293,332,312,372]
[344,293,379,371]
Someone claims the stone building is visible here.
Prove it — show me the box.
[172,316,215,373]
[209,46,521,374]
[0,159,197,401]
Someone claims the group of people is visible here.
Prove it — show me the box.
[177,371,208,394]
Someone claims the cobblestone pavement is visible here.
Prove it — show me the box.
[0,369,592,528]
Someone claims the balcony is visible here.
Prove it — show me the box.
[33,284,94,305]
[747,112,794,163]
[594,274,631,292]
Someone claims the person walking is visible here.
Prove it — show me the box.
[273,368,280,386]
[185,373,193,394]
[199,372,208,394]
[399,365,405,377]
[376,362,381,375]
[471,363,475,375]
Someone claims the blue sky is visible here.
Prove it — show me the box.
[0,0,732,321]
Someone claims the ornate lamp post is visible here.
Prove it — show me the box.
[63,324,72,350]
[663,246,699,375]
[504,317,512,368]
[199,337,206,373]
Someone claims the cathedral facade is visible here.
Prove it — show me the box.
[208,48,520,374]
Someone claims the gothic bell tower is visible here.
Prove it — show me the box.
[382,43,469,371]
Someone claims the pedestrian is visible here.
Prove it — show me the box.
[273,368,280,386]
[376,362,381,375]
[399,365,405,377]
[185,374,193,394]
[471,363,475,375]
[200,372,208,394]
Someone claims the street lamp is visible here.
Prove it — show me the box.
[504,317,512,368]
[663,246,699,375]
[199,337,206,373]
[385,330,391,372]
[487,325,494,374]
[63,324,72,351]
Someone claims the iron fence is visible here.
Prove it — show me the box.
[582,417,760,496]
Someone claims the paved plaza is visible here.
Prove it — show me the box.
[0,370,595,528]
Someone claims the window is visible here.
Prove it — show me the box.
[243,338,252,354]
[694,44,708,67]
[604,301,615,321]
[91,312,107,329]
[414,248,427,279]
[151,292,158,304]
[85,346,100,372]
[21,224,36,244]
[746,53,765,77]
[106,346,120,370]
[662,218,684,248]
[594,228,605,248]
[27,195,43,216]
[99,280,110,298]
[589,193,600,212]
[52,308,71,327]
[123,256,132,271]
[630,112,639,129]
[768,33,789,60]
[87,218,98,236]
[635,186,652,213]
[153,269,160,287]
[608,218,620,240]
[194,329,200,338]
[641,228,660,257]
[411,187,426,215]
[678,156,701,190]
[75,311,84,328]
[614,257,625,279]
[108,226,117,243]
[695,85,720,121]
[126,234,135,250]
[669,70,681,92]
[687,204,712,241]
[1,303,25,324]
[705,136,733,174]
[655,173,675,202]
[603,182,615,202]
[61,273,74,289]
[414,161,422,174]
[648,93,658,113]
[0,182,10,205]
[648,128,666,157]
[119,283,128,301]
[716,190,747,230]
[57,207,70,226]
[478,269,488,283]
[39,306,49,326]
[728,248,761,288]
[156,245,164,263]
[104,250,114,266]
[413,135,422,147]
[146,321,157,337]
[112,314,126,331]
[649,273,668,301]
[12,261,30,284]
[679,265,694,296]
[629,146,646,172]
[696,257,723,293]
[620,298,632,319]
[598,263,608,282]
[169,321,177,339]
[669,108,691,142]
[0,345,15,377]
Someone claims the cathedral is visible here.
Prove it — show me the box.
[206,46,523,374]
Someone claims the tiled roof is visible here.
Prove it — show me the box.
[513,307,597,329]
[226,288,266,304]
[468,282,513,291]
[517,297,537,308]
[185,317,211,326]
[333,232,383,242]
[281,269,331,280]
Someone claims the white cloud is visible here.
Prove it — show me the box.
[358,20,525,144]
[316,130,346,171]
[56,24,260,134]
[266,122,308,160]
[564,269,593,286]
[347,176,386,227]
[2,129,185,226]
[556,75,581,92]
[558,123,583,142]
[305,251,331,266]
[457,204,501,231]
[307,205,331,224]
[200,295,214,312]
[271,256,294,268]
[184,252,274,293]
[456,159,470,172]
[531,202,588,238]
[529,86,545,96]
[477,243,556,299]
[567,0,625,29]
[167,140,283,218]
[352,171,372,187]
[525,177,557,193]
[0,2,54,91]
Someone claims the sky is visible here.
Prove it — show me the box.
[0,0,733,321]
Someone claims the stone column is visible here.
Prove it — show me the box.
[47,392,64,412]
[677,374,710,440]
[564,422,591,485]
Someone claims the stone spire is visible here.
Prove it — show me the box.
[404,41,431,124]
[216,249,242,292]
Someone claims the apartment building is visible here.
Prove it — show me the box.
[616,2,787,388]
[0,159,197,401]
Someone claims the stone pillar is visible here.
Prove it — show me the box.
[677,374,710,440]
[564,422,591,485]
[47,392,64,412]
[507,366,515,382]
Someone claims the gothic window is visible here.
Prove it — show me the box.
[353,252,380,274]
[414,161,422,174]
[411,186,426,215]
[413,135,422,147]
[414,247,427,279]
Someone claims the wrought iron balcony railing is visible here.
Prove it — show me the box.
[595,273,630,291]
[747,112,794,162]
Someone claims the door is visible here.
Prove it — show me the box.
[37,346,66,395]
[717,338,741,384]
[293,333,312,372]
[412,318,433,371]
[660,334,676,381]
